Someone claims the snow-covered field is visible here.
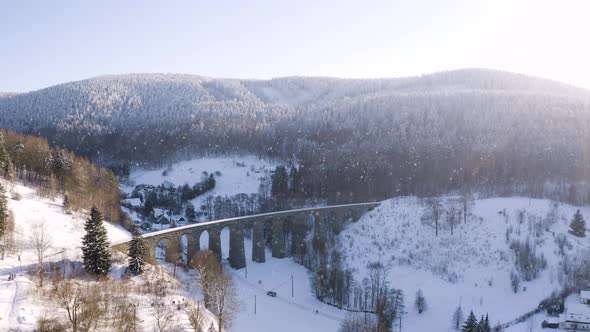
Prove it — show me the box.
[341,196,590,331]
[125,155,277,197]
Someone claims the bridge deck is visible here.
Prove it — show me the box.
[113,201,380,245]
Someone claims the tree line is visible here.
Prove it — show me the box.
[0,129,121,223]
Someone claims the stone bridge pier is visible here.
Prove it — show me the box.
[111,202,380,271]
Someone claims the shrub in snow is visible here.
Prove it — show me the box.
[510,237,546,281]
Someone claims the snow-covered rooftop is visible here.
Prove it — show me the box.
[124,197,142,207]
[566,303,590,323]
[581,290,590,300]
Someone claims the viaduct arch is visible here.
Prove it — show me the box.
[112,202,380,269]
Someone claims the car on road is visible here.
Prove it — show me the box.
[267,291,277,297]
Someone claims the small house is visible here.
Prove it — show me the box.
[581,291,590,305]
[157,215,170,225]
[123,198,142,208]
[559,303,590,330]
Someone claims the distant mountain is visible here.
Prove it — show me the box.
[1,69,589,202]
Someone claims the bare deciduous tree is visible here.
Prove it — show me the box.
[187,302,205,332]
[209,272,238,332]
[55,280,83,332]
[422,198,443,237]
[447,204,460,236]
[30,220,52,287]
[192,250,238,332]
[152,291,176,332]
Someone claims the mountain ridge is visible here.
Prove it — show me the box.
[2,68,588,101]
[1,68,589,203]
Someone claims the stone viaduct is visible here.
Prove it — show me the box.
[112,202,380,269]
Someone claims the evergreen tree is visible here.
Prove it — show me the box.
[0,184,7,241]
[452,306,464,330]
[0,133,11,177]
[483,314,491,332]
[185,203,197,223]
[462,311,478,332]
[62,194,70,212]
[271,166,289,199]
[127,226,146,275]
[289,166,302,197]
[569,209,586,237]
[414,289,427,314]
[477,316,485,332]
[82,206,111,277]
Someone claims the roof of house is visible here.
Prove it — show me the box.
[565,303,590,324]
[124,198,142,207]
[581,290,590,299]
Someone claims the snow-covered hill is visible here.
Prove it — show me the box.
[340,196,590,331]
[125,155,276,198]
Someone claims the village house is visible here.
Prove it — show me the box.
[558,291,590,330]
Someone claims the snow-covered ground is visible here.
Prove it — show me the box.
[0,180,131,330]
[125,155,276,197]
[4,172,590,331]
[123,155,278,227]
[340,196,590,332]
[165,227,346,332]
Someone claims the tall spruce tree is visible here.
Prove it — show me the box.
[477,316,485,332]
[82,206,111,277]
[0,184,7,242]
[271,166,289,199]
[483,314,491,332]
[462,311,478,332]
[128,226,146,275]
[569,209,586,237]
[0,133,11,177]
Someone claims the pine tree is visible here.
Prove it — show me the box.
[271,166,289,199]
[0,184,7,242]
[477,315,485,332]
[62,194,70,212]
[452,306,464,330]
[128,226,146,275]
[569,209,586,237]
[289,166,302,197]
[82,206,111,277]
[414,289,427,314]
[0,133,12,178]
[462,311,478,332]
[483,314,491,332]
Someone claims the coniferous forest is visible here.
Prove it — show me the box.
[1,69,590,205]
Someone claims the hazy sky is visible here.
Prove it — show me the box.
[1,0,589,92]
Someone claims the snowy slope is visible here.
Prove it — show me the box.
[340,196,590,331]
[0,180,225,331]
[123,155,278,228]
[125,155,276,205]
[0,180,131,330]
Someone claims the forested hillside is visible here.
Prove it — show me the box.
[1,69,589,204]
[0,130,120,222]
